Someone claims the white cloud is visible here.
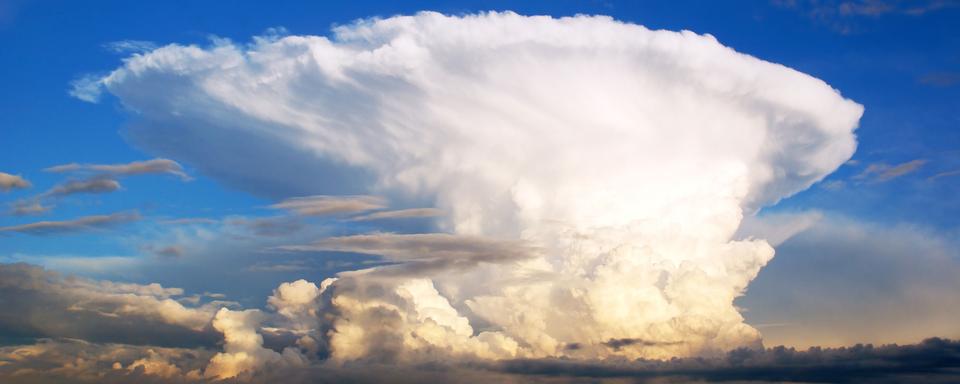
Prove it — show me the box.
[91,11,862,363]
[69,74,105,103]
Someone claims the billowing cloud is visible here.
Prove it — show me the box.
[270,195,386,216]
[45,158,190,181]
[43,178,121,197]
[0,211,140,235]
[0,172,30,191]
[203,308,306,379]
[83,11,862,365]
[0,263,222,347]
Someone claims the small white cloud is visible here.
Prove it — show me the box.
[68,74,105,103]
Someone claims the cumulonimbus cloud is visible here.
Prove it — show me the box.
[81,11,862,365]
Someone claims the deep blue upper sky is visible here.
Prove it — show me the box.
[0,1,957,338]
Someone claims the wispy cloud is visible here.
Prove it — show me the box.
[270,195,386,216]
[928,168,960,181]
[773,0,959,33]
[0,172,30,191]
[8,199,52,216]
[0,211,141,235]
[919,71,960,87]
[279,233,539,275]
[46,158,191,181]
[855,159,926,182]
[43,178,121,197]
[351,208,444,221]
[103,39,158,54]
[225,216,304,237]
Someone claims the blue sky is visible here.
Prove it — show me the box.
[1,0,959,353]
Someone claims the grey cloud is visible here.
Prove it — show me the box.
[602,338,683,351]
[279,233,539,275]
[44,178,121,197]
[8,199,52,216]
[226,216,305,237]
[919,72,960,87]
[351,208,444,221]
[489,337,960,383]
[2,337,959,383]
[0,211,140,235]
[145,245,185,259]
[270,195,386,216]
[0,172,30,191]
[46,158,191,181]
[855,159,926,182]
[0,263,222,348]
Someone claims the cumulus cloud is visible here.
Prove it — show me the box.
[270,195,386,216]
[0,172,30,191]
[203,308,306,379]
[0,263,222,347]
[87,11,862,365]
[0,211,140,235]
[43,178,122,197]
[45,158,191,181]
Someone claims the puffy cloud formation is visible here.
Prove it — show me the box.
[0,172,30,191]
[88,11,862,364]
[45,158,191,181]
[203,308,306,379]
[0,263,221,346]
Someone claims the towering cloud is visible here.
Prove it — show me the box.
[84,11,862,364]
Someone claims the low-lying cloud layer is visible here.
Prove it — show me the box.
[72,10,864,365]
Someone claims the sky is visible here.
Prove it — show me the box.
[0,1,959,383]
